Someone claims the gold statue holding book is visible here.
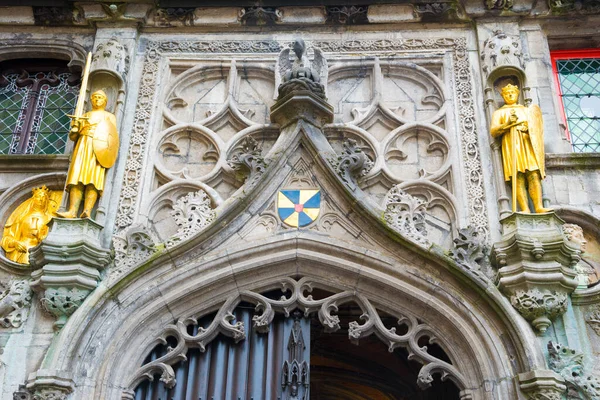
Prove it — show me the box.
[490,83,550,213]
[58,54,119,218]
[1,187,62,264]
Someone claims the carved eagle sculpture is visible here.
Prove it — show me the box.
[274,39,328,100]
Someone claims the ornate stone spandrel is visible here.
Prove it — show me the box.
[59,87,119,220]
[490,83,549,214]
[0,279,32,328]
[1,186,62,265]
[492,212,579,333]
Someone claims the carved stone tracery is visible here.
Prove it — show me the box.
[125,277,468,394]
[114,38,490,280]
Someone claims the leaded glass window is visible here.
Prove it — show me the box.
[0,60,80,155]
[552,51,600,153]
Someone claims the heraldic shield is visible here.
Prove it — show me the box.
[93,118,119,168]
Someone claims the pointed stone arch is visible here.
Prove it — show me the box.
[38,233,544,399]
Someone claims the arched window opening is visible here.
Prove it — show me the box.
[133,283,463,400]
[0,58,80,155]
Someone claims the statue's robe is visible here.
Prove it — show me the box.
[491,104,545,181]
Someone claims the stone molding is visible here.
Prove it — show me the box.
[24,370,74,400]
[518,370,567,400]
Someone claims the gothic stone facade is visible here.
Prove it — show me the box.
[0,1,599,399]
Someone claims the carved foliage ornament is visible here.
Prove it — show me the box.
[227,136,267,184]
[40,287,89,323]
[586,306,600,336]
[239,7,282,26]
[167,189,216,247]
[486,0,514,10]
[384,186,430,246]
[126,277,468,393]
[325,6,369,24]
[510,289,567,333]
[0,280,32,328]
[330,138,374,190]
[450,226,489,274]
[113,225,159,272]
[548,341,600,399]
[115,38,489,262]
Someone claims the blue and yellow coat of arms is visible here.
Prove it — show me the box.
[277,189,320,227]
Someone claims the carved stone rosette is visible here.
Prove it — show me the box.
[491,213,579,333]
[29,218,111,330]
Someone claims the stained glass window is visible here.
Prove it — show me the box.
[0,60,80,155]
[552,51,600,153]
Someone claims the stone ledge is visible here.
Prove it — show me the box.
[0,155,69,172]
[546,153,600,170]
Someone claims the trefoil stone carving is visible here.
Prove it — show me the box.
[166,189,216,247]
[384,186,430,246]
[0,280,32,328]
[227,136,267,185]
[330,138,373,190]
[548,341,600,399]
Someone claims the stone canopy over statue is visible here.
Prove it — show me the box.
[490,83,550,214]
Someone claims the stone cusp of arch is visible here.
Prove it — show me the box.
[39,235,543,400]
[0,172,66,275]
[0,39,88,71]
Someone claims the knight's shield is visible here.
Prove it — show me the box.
[93,119,119,168]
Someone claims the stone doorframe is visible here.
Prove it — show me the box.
[30,234,546,400]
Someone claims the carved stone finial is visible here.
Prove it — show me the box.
[227,136,267,184]
[281,312,309,400]
[480,30,524,79]
[384,187,430,246]
[0,280,33,328]
[166,190,216,247]
[330,139,373,190]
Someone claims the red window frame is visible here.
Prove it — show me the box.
[550,49,600,146]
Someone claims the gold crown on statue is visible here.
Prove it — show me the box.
[32,186,50,196]
[501,83,520,94]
